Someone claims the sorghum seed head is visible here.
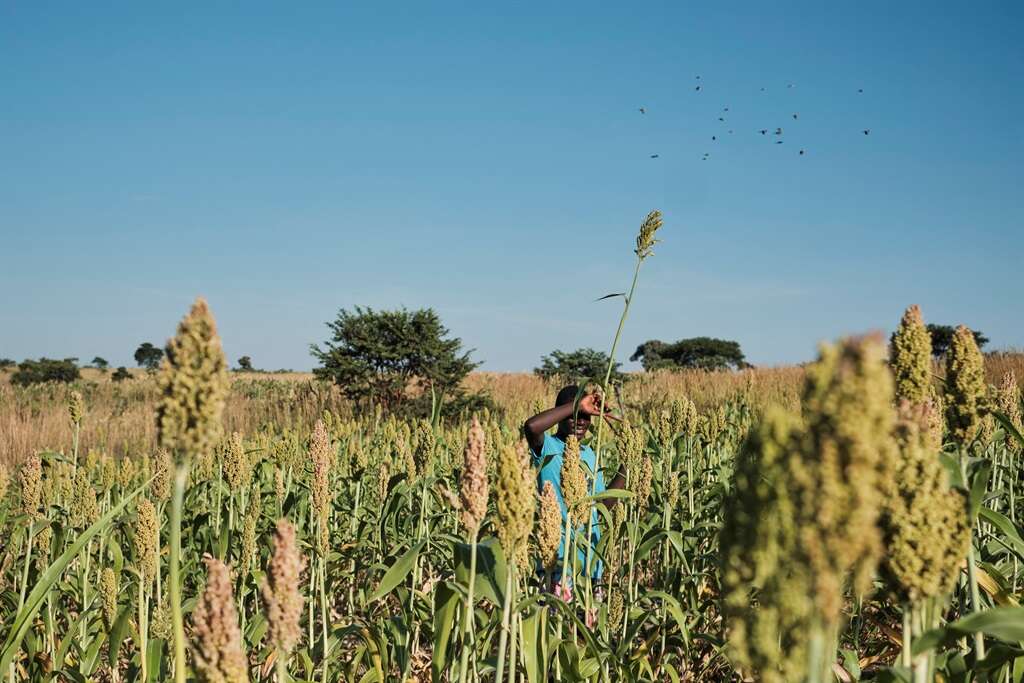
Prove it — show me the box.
[996,371,1023,454]
[134,498,158,584]
[634,210,663,259]
[537,481,562,572]
[413,420,435,478]
[944,325,987,445]
[151,449,172,502]
[559,436,589,527]
[117,457,137,489]
[635,457,653,510]
[0,463,9,503]
[224,432,251,491]
[100,567,119,629]
[155,297,229,463]
[69,468,100,529]
[882,399,970,601]
[261,519,305,656]
[68,390,84,426]
[34,524,52,570]
[459,416,488,535]
[890,305,934,405]
[20,453,42,518]
[191,556,249,683]
[495,443,536,568]
[310,421,331,521]
[240,485,260,576]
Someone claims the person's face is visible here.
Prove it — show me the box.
[558,410,591,440]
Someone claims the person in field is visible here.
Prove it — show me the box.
[523,385,627,586]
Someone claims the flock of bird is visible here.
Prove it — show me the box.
[640,76,871,161]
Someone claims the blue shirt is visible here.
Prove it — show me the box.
[531,433,606,578]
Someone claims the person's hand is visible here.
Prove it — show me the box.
[579,392,613,417]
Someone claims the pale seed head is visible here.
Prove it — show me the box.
[68,390,84,426]
[100,567,119,629]
[495,443,536,568]
[134,498,159,584]
[261,519,305,656]
[559,435,589,527]
[20,453,42,518]
[191,556,249,683]
[459,416,488,535]
[634,209,664,260]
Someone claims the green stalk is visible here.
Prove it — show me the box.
[457,528,479,683]
[138,581,149,682]
[320,552,329,683]
[507,570,519,683]
[169,464,188,683]
[495,564,515,683]
[585,254,644,612]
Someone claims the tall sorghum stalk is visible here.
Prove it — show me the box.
[585,210,662,613]
[192,557,249,683]
[155,297,230,683]
[458,417,488,683]
[262,519,305,682]
[68,390,83,467]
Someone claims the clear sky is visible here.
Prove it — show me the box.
[2,2,1021,371]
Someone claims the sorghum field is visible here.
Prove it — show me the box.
[2,290,1024,679]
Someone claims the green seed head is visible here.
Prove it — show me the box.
[309,421,331,521]
[68,390,84,427]
[151,449,172,502]
[100,567,119,629]
[882,399,970,601]
[155,297,230,463]
[20,453,42,518]
[34,524,52,571]
[224,432,252,491]
[413,420,436,478]
[559,436,589,527]
[890,305,934,404]
[134,498,158,584]
[537,481,562,572]
[69,468,100,529]
[996,371,1023,454]
[240,484,260,576]
[634,209,664,260]
[944,325,987,445]
[495,443,536,568]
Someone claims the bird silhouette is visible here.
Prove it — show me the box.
[863,129,870,135]
[792,113,798,119]
[718,117,725,121]
[858,88,864,93]
[728,130,733,134]
[638,107,646,114]
[799,149,805,155]
[723,107,729,112]
[650,154,659,158]
[760,87,766,92]
[776,140,784,144]
[712,136,717,141]
[760,129,767,135]
[775,127,783,135]
[695,85,702,91]
[787,83,794,88]
[696,75,701,80]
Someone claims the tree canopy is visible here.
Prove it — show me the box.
[134,342,164,371]
[630,337,749,371]
[91,356,109,371]
[10,358,81,386]
[926,324,988,357]
[534,348,624,384]
[237,356,254,372]
[311,306,478,411]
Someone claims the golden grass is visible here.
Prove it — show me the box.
[2,353,1020,467]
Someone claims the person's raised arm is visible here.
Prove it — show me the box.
[523,402,575,455]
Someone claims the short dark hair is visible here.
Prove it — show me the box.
[555,384,579,407]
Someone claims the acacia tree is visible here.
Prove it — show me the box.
[534,348,624,384]
[311,306,478,411]
[237,356,254,372]
[926,324,988,357]
[134,342,164,371]
[630,337,748,371]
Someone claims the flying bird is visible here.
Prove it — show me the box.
[723,107,729,112]
[650,154,659,158]
[858,88,864,93]
[776,140,784,144]
[775,127,783,135]
[712,136,717,141]
[695,85,702,91]
[799,149,805,155]
[792,113,798,119]
[718,117,725,121]
[863,129,871,135]
[760,129,767,135]
[787,83,794,88]
[638,107,646,114]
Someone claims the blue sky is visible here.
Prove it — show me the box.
[2,2,1021,371]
